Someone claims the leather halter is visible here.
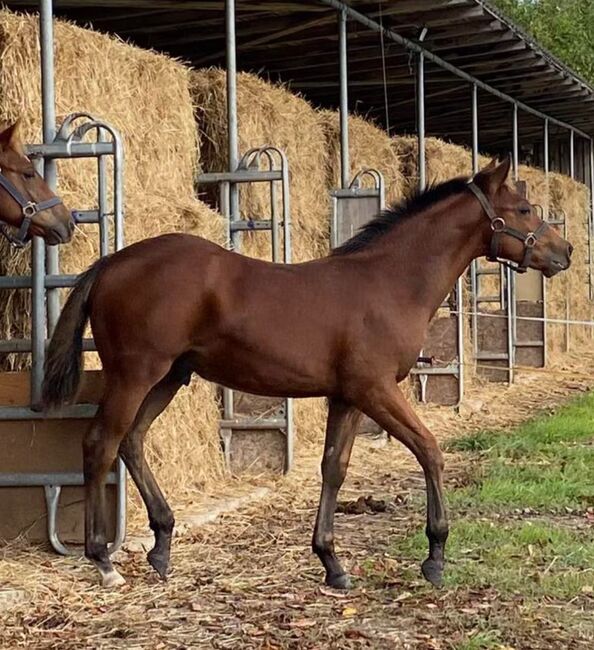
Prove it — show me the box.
[0,170,63,248]
[466,179,548,274]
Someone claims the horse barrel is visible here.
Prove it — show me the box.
[0,370,118,544]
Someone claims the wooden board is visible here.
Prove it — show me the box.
[0,371,117,544]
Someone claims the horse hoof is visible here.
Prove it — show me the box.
[147,550,169,580]
[101,569,126,589]
[326,572,352,590]
[421,558,443,587]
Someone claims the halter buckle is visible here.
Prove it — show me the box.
[22,202,38,218]
[491,217,506,232]
[524,233,537,248]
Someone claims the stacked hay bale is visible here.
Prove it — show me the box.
[319,110,404,204]
[0,10,227,501]
[191,69,330,263]
[546,173,592,362]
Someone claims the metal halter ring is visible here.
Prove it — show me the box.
[22,202,38,218]
[491,217,506,232]
[524,233,537,247]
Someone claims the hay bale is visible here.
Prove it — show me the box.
[0,8,199,358]
[393,136,491,196]
[0,9,197,201]
[191,68,330,262]
[319,110,404,203]
[546,173,592,362]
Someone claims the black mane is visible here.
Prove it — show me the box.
[332,176,470,256]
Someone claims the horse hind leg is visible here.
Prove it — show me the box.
[119,359,190,579]
[84,376,160,588]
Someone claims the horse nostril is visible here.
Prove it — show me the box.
[567,243,574,257]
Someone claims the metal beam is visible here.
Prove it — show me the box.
[317,0,591,140]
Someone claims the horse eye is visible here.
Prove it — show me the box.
[519,206,531,215]
[23,169,35,180]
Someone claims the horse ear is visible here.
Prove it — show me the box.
[475,156,511,194]
[0,120,24,154]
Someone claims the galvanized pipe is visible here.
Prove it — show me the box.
[30,185,46,408]
[318,0,590,140]
[512,103,519,181]
[338,7,350,189]
[470,83,480,363]
[97,127,110,257]
[506,103,521,384]
[26,142,115,158]
[570,130,575,179]
[471,84,479,175]
[566,129,575,350]
[543,118,549,365]
[417,52,426,192]
[40,0,60,335]
[226,0,240,248]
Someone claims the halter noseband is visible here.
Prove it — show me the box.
[466,179,548,274]
[0,170,63,248]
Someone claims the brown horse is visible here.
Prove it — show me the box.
[0,121,74,246]
[42,158,571,589]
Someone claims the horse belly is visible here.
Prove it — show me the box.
[188,339,334,398]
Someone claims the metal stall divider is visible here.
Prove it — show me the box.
[409,50,464,406]
[330,169,385,248]
[0,113,126,555]
[197,146,294,473]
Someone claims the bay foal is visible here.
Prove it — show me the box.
[42,158,572,588]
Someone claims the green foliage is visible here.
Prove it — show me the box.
[490,0,594,84]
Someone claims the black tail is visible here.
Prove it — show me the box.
[42,257,110,411]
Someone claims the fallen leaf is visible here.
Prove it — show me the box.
[342,607,357,617]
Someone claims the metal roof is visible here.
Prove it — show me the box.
[6,1,594,149]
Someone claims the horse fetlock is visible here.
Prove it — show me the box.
[149,512,175,535]
[325,571,352,590]
[426,519,449,545]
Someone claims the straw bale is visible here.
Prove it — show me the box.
[319,110,404,204]
[393,136,491,196]
[0,9,197,200]
[546,173,592,361]
[0,9,199,358]
[191,68,330,262]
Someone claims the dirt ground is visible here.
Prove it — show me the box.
[1,356,594,649]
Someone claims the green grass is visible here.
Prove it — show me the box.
[396,518,594,598]
[446,392,594,511]
[383,393,594,601]
[453,631,502,650]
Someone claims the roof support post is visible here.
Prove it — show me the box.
[338,7,350,189]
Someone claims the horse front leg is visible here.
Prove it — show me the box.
[312,398,362,589]
[358,382,448,586]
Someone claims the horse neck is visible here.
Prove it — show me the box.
[369,192,489,315]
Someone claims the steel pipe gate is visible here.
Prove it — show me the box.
[0,112,126,554]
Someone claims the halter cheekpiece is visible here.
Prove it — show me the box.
[466,178,548,274]
[0,169,63,248]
